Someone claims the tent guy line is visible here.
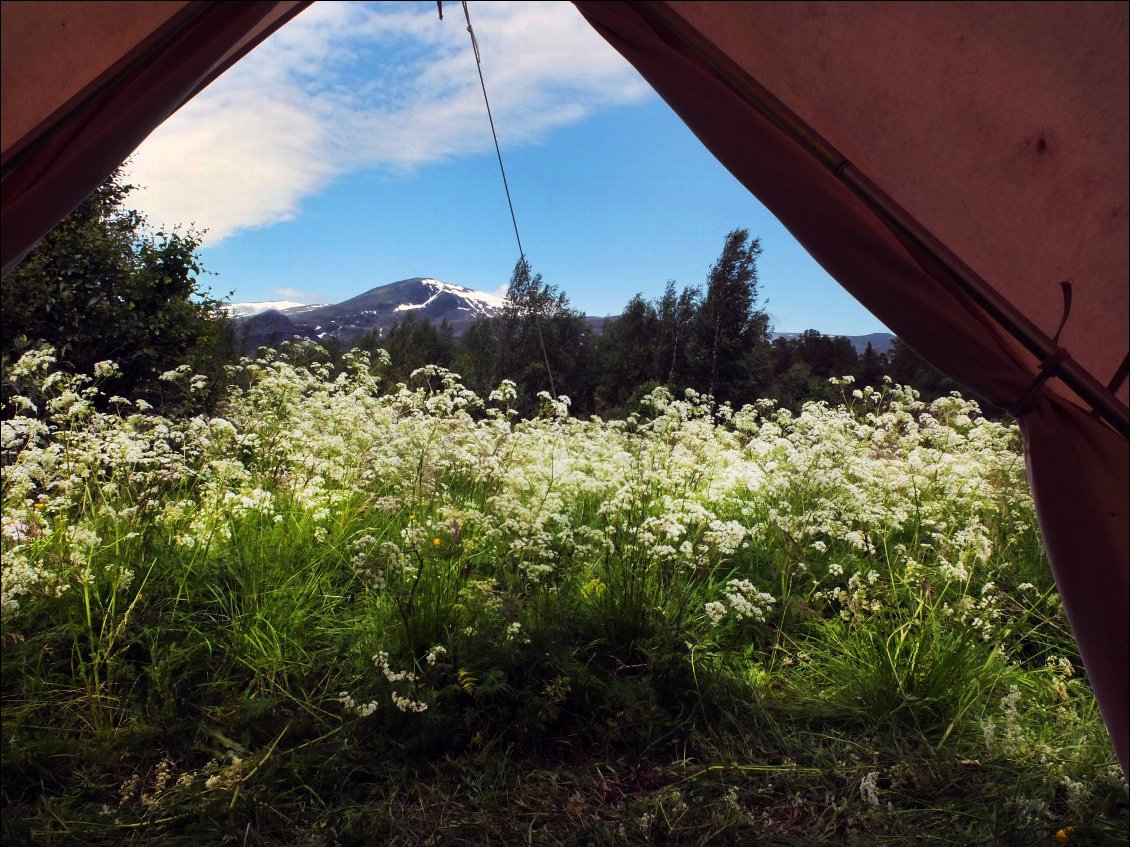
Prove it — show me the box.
[452,0,559,399]
[455,0,526,262]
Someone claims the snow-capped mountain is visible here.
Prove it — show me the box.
[229,278,507,350]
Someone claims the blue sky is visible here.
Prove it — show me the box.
[126,1,888,335]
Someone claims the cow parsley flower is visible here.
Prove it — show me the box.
[338,691,378,717]
[705,580,775,625]
[391,692,428,713]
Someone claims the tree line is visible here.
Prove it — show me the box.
[339,229,961,419]
[2,170,963,419]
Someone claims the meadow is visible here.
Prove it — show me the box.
[1,344,1126,845]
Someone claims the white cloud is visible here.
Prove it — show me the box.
[489,284,509,301]
[126,1,650,243]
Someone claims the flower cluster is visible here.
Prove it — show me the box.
[338,691,378,717]
[2,349,1049,732]
[705,579,776,625]
[371,650,428,713]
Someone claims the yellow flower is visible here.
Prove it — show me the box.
[1056,826,1074,844]
[582,578,607,598]
[433,538,441,546]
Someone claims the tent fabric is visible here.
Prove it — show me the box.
[2,2,191,160]
[572,1,1128,773]
[1023,401,1129,775]
[0,0,1126,773]
[660,1,1128,409]
[1,0,311,277]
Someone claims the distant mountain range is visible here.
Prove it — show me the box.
[227,278,894,354]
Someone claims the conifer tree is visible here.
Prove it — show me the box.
[500,257,575,410]
[655,280,700,387]
[594,293,658,413]
[694,229,770,403]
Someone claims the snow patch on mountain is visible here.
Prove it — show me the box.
[389,279,505,317]
[420,278,506,309]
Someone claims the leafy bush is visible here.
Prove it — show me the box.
[1,169,230,413]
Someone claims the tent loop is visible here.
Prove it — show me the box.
[1107,353,1130,396]
[1051,280,1072,344]
[1010,347,1071,418]
[1009,283,1074,418]
[462,2,482,65]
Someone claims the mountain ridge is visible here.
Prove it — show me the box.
[229,278,893,354]
[230,277,506,349]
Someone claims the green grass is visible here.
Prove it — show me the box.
[1,349,1125,845]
